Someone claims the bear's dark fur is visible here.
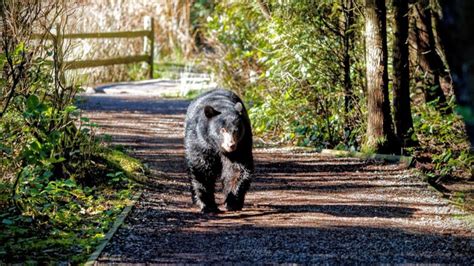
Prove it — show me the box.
[184,89,254,213]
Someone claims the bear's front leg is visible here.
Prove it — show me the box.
[190,171,220,214]
[223,162,253,211]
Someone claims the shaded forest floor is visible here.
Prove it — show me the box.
[80,94,473,264]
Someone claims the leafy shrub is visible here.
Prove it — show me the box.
[0,1,140,263]
[0,45,98,210]
[203,1,265,96]
[199,0,472,181]
[412,97,473,180]
[1,174,134,263]
[202,1,366,150]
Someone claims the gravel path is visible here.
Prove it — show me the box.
[80,94,473,264]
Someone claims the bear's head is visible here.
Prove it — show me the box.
[204,102,246,153]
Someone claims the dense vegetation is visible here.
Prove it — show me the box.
[0,0,472,263]
[0,1,143,263]
[192,0,472,182]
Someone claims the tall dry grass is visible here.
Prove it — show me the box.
[63,0,194,84]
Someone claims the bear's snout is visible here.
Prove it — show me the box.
[221,131,237,152]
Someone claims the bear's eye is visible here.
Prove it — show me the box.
[220,128,227,133]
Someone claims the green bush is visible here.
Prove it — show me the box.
[0,46,98,211]
[412,97,473,180]
[0,2,140,262]
[199,0,472,181]
[202,1,366,150]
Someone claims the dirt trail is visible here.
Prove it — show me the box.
[81,94,473,264]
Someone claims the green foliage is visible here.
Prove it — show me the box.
[0,177,134,263]
[183,88,211,100]
[127,63,149,81]
[412,97,473,180]
[5,84,102,216]
[204,0,265,94]
[0,6,142,262]
[153,62,186,80]
[1,144,142,263]
[203,0,366,150]
[199,0,472,182]
[102,148,148,179]
[451,192,474,213]
[191,0,216,48]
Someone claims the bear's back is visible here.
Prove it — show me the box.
[186,89,242,121]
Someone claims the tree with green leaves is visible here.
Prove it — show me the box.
[409,0,451,113]
[438,0,474,148]
[197,0,472,179]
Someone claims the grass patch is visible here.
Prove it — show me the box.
[101,148,150,184]
[102,148,147,177]
[182,88,211,100]
[450,191,474,213]
[453,213,474,228]
[0,149,145,264]
[157,88,212,100]
[320,149,413,166]
[153,62,186,80]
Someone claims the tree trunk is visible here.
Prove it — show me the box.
[342,0,354,114]
[392,0,416,147]
[409,0,451,113]
[364,0,399,154]
[438,0,474,149]
[430,5,454,97]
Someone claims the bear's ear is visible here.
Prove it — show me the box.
[204,105,220,118]
[234,102,243,113]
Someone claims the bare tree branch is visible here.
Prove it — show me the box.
[256,0,271,20]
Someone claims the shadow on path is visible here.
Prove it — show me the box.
[100,207,472,264]
[79,95,473,264]
[79,95,189,114]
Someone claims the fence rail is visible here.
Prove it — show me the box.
[33,30,152,40]
[34,17,155,79]
[65,55,150,70]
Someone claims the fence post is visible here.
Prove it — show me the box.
[149,17,155,79]
[143,16,154,79]
[54,23,67,87]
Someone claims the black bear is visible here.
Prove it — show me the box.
[184,89,254,213]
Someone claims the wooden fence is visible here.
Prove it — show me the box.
[33,17,155,79]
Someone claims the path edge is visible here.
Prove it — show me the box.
[320,149,413,167]
[84,191,142,266]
